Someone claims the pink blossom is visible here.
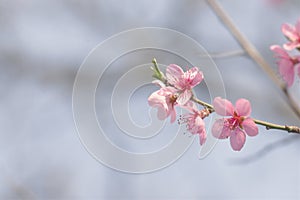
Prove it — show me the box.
[270,45,300,87]
[282,19,300,50]
[212,97,258,151]
[179,102,209,145]
[266,0,286,6]
[148,82,178,123]
[166,64,203,105]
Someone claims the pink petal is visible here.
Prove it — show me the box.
[297,63,300,78]
[212,118,231,139]
[296,19,300,33]
[166,64,184,88]
[148,91,165,107]
[270,45,289,58]
[176,89,192,105]
[187,67,204,87]
[194,115,205,129]
[181,101,197,112]
[283,41,300,51]
[157,86,177,96]
[170,109,177,123]
[235,98,251,117]
[278,60,294,87]
[213,97,234,116]
[199,130,207,146]
[242,118,258,136]
[282,23,298,41]
[230,129,246,151]
[157,107,168,120]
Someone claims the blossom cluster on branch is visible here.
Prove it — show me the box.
[148,61,258,151]
[271,18,300,87]
[147,19,300,152]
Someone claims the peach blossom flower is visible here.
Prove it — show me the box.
[271,45,300,87]
[282,19,300,50]
[166,64,203,105]
[212,97,258,151]
[179,102,209,145]
[148,82,178,123]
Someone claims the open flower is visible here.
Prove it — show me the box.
[148,81,178,123]
[282,18,300,51]
[270,45,300,87]
[212,97,258,151]
[179,102,209,145]
[166,64,203,105]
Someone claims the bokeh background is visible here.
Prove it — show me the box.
[1,0,300,199]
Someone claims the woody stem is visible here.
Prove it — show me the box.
[191,96,300,134]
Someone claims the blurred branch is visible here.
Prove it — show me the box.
[0,162,37,199]
[199,49,245,58]
[206,0,300,119]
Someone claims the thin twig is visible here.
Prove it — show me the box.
[151,58,300,134]
[254,119,300,133]
[199,49,245,58]
[192,96,300,134]
[191,96,214,111]
[206,0,300,119]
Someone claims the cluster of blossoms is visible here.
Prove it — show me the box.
[271,18,300,87]
[148,63,258,151]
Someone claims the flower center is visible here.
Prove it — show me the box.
[227,112,244,130]
[292,57,299,65]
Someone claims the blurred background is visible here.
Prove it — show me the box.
[1,0,300,199]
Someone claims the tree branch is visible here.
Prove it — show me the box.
[199,49,245,58]
[192,96,300,134]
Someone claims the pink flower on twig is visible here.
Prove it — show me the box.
[166,64,203,105]
[148,81,178,123]
[212,97,258,151]
[270,45,300,87]
[179,102,210,145]
[282,19,300,51]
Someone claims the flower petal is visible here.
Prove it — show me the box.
[148,91,165,107]
[213,97,234,116]
[187,67,204,87]
[194,115,204,129]
[212,118,231,139]
[199,129,207,146]
[242,118,258,136]
[176,89,192,105]
[297,63,300,78]
[170,109,177,123]
[230,129,246,151]
[296,19,300,33]
[157,107,168,120]
[166,64,184,88]
[270,45,289,59]
[278,59,294,87]
[283,41,300,51]
[235,98,251,117]
[282,23,298,41]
